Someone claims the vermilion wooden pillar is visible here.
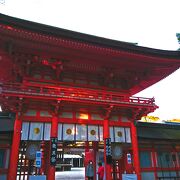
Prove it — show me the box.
[131,122,141,180]
[8,114,22,180]
[103,119,112,180]
[92,141,98,180]
[44,141,50,176]
[40,141,45,175]
[47,116,58,180]
[85,141,89,153]
[84,141,89,180]
[152,147,158,179]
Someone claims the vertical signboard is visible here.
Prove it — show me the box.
[105,138,112,164]
[127,153,132,164]
[35,151,42,168]
[50,137,58,166]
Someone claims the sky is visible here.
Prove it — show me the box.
[0,0,180,120]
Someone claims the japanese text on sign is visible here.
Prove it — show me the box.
[50,137,58,166]
[105,138,112,164]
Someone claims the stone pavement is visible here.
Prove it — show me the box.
[55,167,85,180]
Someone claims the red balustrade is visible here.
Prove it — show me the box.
[0,83,156,107]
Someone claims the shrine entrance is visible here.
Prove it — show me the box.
[16,130,133,180]
[55,141,90,180]
[16,141,98,180]
[16,141,85,180]
[17,121,133,179]
[56,142,85,172]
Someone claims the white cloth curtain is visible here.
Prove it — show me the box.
[114,127,125,142]
[21,122,50,141]
[76,124,87,141]
[58,123,63,140]
[63,124,75,141]
[88,125,99,141]
[99,126,103,141]
[44,123,51,140]
[29,123,44,140]
[21,122,29,140]
[125,128,131,143]
[21,122,130,143]
[110,127,114,142]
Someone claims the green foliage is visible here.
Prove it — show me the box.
[176,33,180,50]
[176,33,180,44]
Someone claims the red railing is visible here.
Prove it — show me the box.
[0,83,156,107]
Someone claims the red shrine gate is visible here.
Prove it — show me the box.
[0,13,180,180]
[2,83,156,180]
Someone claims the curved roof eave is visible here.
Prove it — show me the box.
[1,13,180,59]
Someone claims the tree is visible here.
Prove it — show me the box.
[141,116,160,122]
[176,33,180,50]
[166,119,180,123]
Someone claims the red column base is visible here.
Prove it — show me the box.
[106,164,112,180]
[8,117,22,180]
[47,166,56,180]
[47,116,58,180]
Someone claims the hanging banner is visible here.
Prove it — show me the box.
[58,123,62,141]
[63,124,75,141]
[88,125,99,141]
[76,124,87,141]
[125,128,131,143]
[99,126,103,141]
[110,127,114,142]
[29,123,44,140]
[114,127,125,142]
[44,123,51,140]
[21,122,51,141]
[109,127,128,143]
[50,137,58,166]
[58,124,104,141]
[105,138,112,164]
[21,122,29,140]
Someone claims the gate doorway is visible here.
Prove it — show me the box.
[55,141,85,180]
[55,141,103,180]
[16,138,132,179]
[16,141,102,180]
